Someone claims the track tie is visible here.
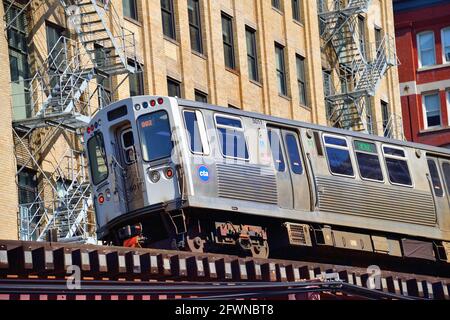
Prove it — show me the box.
[125,252,141,274]
[53,247,72,274]
[170,255,187,279]
[231,258,247,281]
[186,256,205,279]
[89,250,108,275]
[245,260,262,281]
[0,245,8,271]
[72,249,91,272]
[261,262,276,282]
[214,258,232,280]
[157,254,171,277]
[275,264,287,282]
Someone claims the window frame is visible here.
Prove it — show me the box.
[188,0,203,54]
[120,128,137,165]
[245,26,259,83]
[272,0,282,11]
[194,89,208,103]
[136,110,174,163]
[353,140,384,183]
[296,54,307,106]
[417,31,436,68]
[167,77,181,97]
[221,13,236,70]
[87,132,109,186]
[441,161,450,195]
[441,27,450,63]
[422,91,441,129]
[427,157,445,198]
[214,113,249,161]
[292,0,301,22]
[161,0,176,40]
[182,109,210,156]
[285,132,304,175]
[382,144,413,188]
[322,133,355,178]
[275,43,288,96]
[123,0,139,21]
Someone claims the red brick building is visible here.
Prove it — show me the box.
[394,0,450,147]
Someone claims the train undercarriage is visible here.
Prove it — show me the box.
[102,206,450,277]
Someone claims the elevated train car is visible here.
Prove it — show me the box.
[85,96,450,262]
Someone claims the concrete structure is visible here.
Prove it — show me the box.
[394,0,450,147]
[0,0,402,240]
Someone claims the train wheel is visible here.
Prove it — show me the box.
[186,235,205,253]
[250,241,269,259]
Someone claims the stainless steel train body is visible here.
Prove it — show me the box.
[85,96,450,262]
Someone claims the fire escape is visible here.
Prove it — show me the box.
[318,0,399,134]
[6,0,142,242]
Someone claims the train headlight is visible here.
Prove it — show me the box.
[134,104,141,111]
[105,189,111,201]
[149,170,161,183]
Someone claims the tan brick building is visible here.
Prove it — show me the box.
[0,0,402,240]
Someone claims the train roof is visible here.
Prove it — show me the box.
[177,98,450,158]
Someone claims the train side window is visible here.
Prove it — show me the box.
[183,110,209,155]
[121,129,136,164]
[427,158,444,197]
[354,140,383,182]
[285,133,303,174]
[442,163,450,194]
[268,129,286,172]
[323,134,354,177]
[382,145,412,186]
[215,115,249,160]
[87,133,108,185]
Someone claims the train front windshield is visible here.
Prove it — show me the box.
[137,110,173,162]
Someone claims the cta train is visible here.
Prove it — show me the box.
[84,96,450,263]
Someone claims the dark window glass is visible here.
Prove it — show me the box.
[222,14,235,69]
[122,131,134,148]
[184,111,203,154]
[324,136,348,147]
[383,147,405,157]
[188,0,203,54]
[285,133,303,174]
[167,78,181,97]
[324,136,353,176]
[216,116,242,128]
[268,130,286,172]
[246,27,259,82]
[356,153,383,181]
[292,0,301,22]
[129,65,144,96]
[272,0,281,10]
[296,55,307,105]
[385,158,412,186]
[194,90,208,103]
[354,141,383,181]
[427,159,444,197]
[87,133,109,185]
[161,0,176,40]
[123,0,138,21]
[275,43,287,95]
[137,111,173,162]
[442,163,450,194]
[325,147,354,176]
[121,130,136,164]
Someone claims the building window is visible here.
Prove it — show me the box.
[161,0,176,40]
[222,13,235,70]
[275,43,287,96]
[296,55,307,106]
[129,66,144,96]
[417,31,436,67]
[123,0,138,21]
[292,0,301,22]
[381,100,391,137]
[245,26,259,82]
[442,27,450,63]
[422,92,441,128]
[188,0,202,54]
[194,89,208,103]
[272,0,281,11]
[167,77,181,97]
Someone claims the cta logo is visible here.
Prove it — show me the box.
[198,166,210,182]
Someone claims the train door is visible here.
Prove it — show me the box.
[281,129,311,211]
[438,159,450,208]
[116,127,144,212]
[267,127,294,209]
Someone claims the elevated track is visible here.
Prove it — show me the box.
[0,240,448,300]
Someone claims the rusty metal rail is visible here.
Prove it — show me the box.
[0,240,449,300]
